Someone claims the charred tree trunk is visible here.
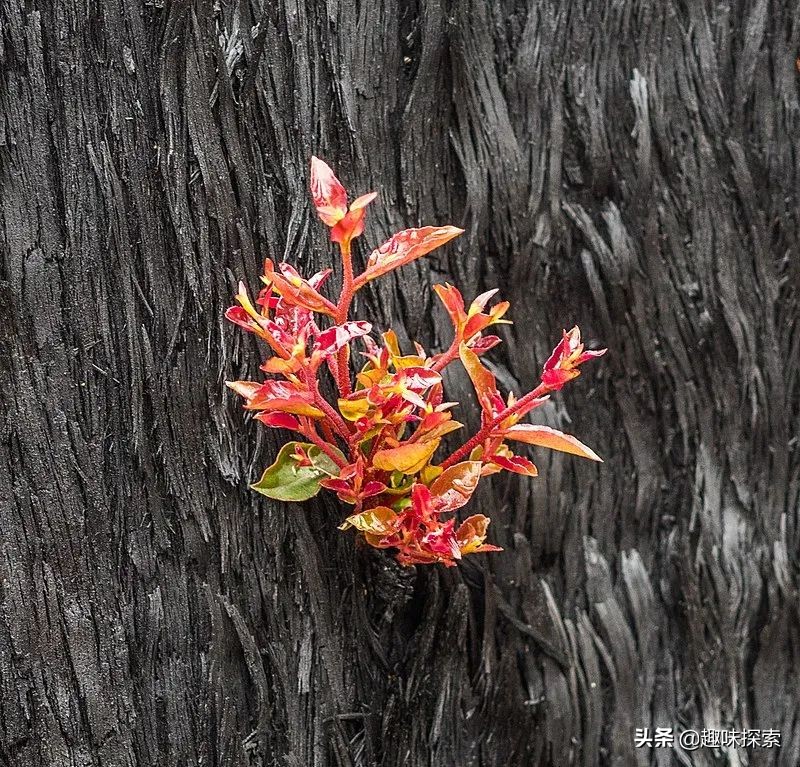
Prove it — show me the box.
[1,1,798,765]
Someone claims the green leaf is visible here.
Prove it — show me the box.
[391,496,413,512]
[250,442,343,502]
[307,445,345,476]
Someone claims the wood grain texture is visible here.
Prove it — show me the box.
[0,1,798,765]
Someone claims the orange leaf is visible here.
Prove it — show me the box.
[502,424,602,461]
[237,379,325,419]
[414,412,463,442]
[458,343,498,412]
[234,281,261,321]
[226,380,262,400]
[373,440,440,474]
[349,192,377,211]
[429,461,482,512]
[456,514,503,556]
[487,444,538,475]
[250,399,324,419]
[433,283,466,329]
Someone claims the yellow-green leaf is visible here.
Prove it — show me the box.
[340,506,399,535]
[419,464,443,486]
[307,445,346,476]
[338,397,371,421]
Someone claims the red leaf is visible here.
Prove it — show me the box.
[262,259,337,316]
[254,412,301,431]
[226,380,262,400]
[310,156,348,226]
[399,367,442,391]
[356,226,463,287]
[361,481,388,498]
[507,393,549,420]
[463,294,510,340]
[434,283,510,343]
[469,335,502,354]
[238,380,324,419]
[489,453,538,476]
[420,518,461,562]
[319,478,353,496]
[314,321,372,355]
[226,284,290,357]
[310,159,376,242]
[541,368,579,389]
[331,209,366,244]
[225,305,255,332]
[542,326,606,390]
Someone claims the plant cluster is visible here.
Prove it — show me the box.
[226,158,605,566]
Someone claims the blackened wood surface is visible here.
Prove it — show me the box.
[1,2,798,765]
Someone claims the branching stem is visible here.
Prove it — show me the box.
[440,383,549,469]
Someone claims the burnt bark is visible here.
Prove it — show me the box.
[1,1,798,765]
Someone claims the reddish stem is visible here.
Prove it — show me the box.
[334,239,355,397]
[320,420,337,445]
[431,337,460,373]
[300,367,352,443]
[313,385,352,443]
[334,346,352,397]
[440,383,549,469]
